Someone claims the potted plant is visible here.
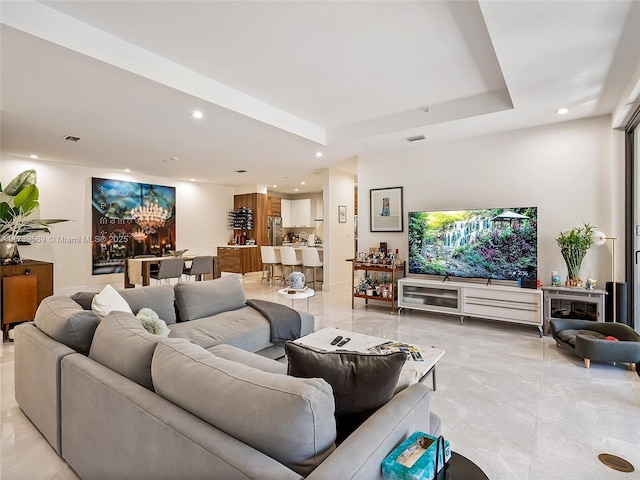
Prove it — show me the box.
[0,169,68,264]
[555,222,594,286]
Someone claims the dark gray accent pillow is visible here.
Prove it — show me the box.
[285,341,406,443]
[174,276,246,321]
[118,285,177,325]
[70,291,96,310]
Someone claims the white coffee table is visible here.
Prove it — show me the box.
[294,327,445,391]
[277,287,315,311]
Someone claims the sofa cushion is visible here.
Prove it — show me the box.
[168,306,271,351]
[91,285,133,317]
[70,291,96,310]
[285,341,406,443]
[174,276,246,321]
[207,344,287,375]
[34,296,101,354]
[88,311,164,390]
[152,339,336,476]
[118,284,177,325]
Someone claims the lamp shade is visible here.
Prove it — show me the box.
[592,230,608,247]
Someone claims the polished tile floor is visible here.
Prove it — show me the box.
[2,274,640,479]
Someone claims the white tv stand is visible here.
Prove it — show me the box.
[398,277,543,336]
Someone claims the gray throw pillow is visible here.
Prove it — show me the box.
[70,291,96,310]
[174,276,246,321]
[118,284,177,325]
[285,341,406,443]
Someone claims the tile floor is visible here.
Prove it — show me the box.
[2,273,640,479]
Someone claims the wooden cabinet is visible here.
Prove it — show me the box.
[267,196,282,216]
[233,193,268,248]
[351,261,405,314]
[1,260,53,338]
[217,246,259,274]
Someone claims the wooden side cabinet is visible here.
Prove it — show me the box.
[1,260,54,338]
[217,246,259,274]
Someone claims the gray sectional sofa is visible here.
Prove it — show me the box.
[14,275,439,479]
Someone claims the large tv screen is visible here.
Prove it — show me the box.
[408,207,537,281]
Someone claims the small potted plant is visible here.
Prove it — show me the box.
[0,169,68,264]
[555,222,594,286]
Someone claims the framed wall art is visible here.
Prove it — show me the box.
[370,186,403,232]
[338,205,347,223]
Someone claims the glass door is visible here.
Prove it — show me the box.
[633,125,640,331]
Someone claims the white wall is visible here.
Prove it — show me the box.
[1,156,233,292]
[358,115,614,285]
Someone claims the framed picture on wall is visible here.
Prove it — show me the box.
[338,205,347,223]
[370,186,403,232]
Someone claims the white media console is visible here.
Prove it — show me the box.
[398,277,544,336]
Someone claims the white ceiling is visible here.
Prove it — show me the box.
[1,1,639,194]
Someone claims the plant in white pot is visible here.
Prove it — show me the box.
[0,169,69,264]
[555,222,595,286]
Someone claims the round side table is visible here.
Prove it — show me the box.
[277,288,315,311]
[436,452,489,480]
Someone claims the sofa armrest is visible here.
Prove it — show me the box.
[307,383,434,480]
[14,322,76,455]
[61,354,301,480]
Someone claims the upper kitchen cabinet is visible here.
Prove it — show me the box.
[267,196,282,216]
[281,198,311,227]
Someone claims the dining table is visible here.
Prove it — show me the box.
[123,255,220,288]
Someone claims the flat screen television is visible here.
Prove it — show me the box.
[408,207,537,282]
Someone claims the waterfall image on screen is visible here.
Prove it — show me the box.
[408,207,537,281]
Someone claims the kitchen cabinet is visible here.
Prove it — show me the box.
[281,199,292,228]
[291,199,311,227]
[217,246,259,274]
[267,196,282,216]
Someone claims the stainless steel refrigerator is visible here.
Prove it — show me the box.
[267,216,283,246]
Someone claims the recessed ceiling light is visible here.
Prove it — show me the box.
[29,154,38,159]
[556,107,569,115]
[124,168,131,172]
[301,181,306,185]
[272,185,277,188]
[315,152,323,157]
[189,178,195,182]
[191,111,203,119]
[294,188,299,192]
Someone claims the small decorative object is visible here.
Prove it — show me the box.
[551,271,561,287]
[168,249,188,257]
[288,271,305,289]
[585,277,597,290]
[555,222,594,285]
[370,186,403,232]
[382,431,450,480]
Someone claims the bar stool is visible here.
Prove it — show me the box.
[280,246,302,285]
[150,257,184,284]
[301,247,323,290]
[183,256,213,281]
[260,246,282,286]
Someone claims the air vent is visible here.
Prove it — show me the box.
[598,454,634,472]
[407,135,425,142]
[61,135,81,142]
[235,170,247,173]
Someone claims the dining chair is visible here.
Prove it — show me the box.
[260,246,282,286]
[134,254,158,274]
[150,257,185,284]
[182,256,213,281]
[279,246,302,285]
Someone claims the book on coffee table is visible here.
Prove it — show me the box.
[369,341,424,362]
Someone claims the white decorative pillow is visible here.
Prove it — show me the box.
[136,308,170,337]
[91,284,133,318]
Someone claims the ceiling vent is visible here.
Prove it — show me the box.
[235,169,247,173]
[407,135,426,142]
[61,135,81,142]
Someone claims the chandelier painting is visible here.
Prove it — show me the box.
[91,178,176,275]
[130,191,169,234]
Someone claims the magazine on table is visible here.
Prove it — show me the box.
[368,341,424,362]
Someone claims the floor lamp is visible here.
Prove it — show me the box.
[593,231,618,322]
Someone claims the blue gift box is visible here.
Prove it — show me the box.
[382,432,451,480]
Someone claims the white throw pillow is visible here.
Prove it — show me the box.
[91,284,133,317]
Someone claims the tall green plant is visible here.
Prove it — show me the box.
[556,223,594,280]
[0,169,68,244]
